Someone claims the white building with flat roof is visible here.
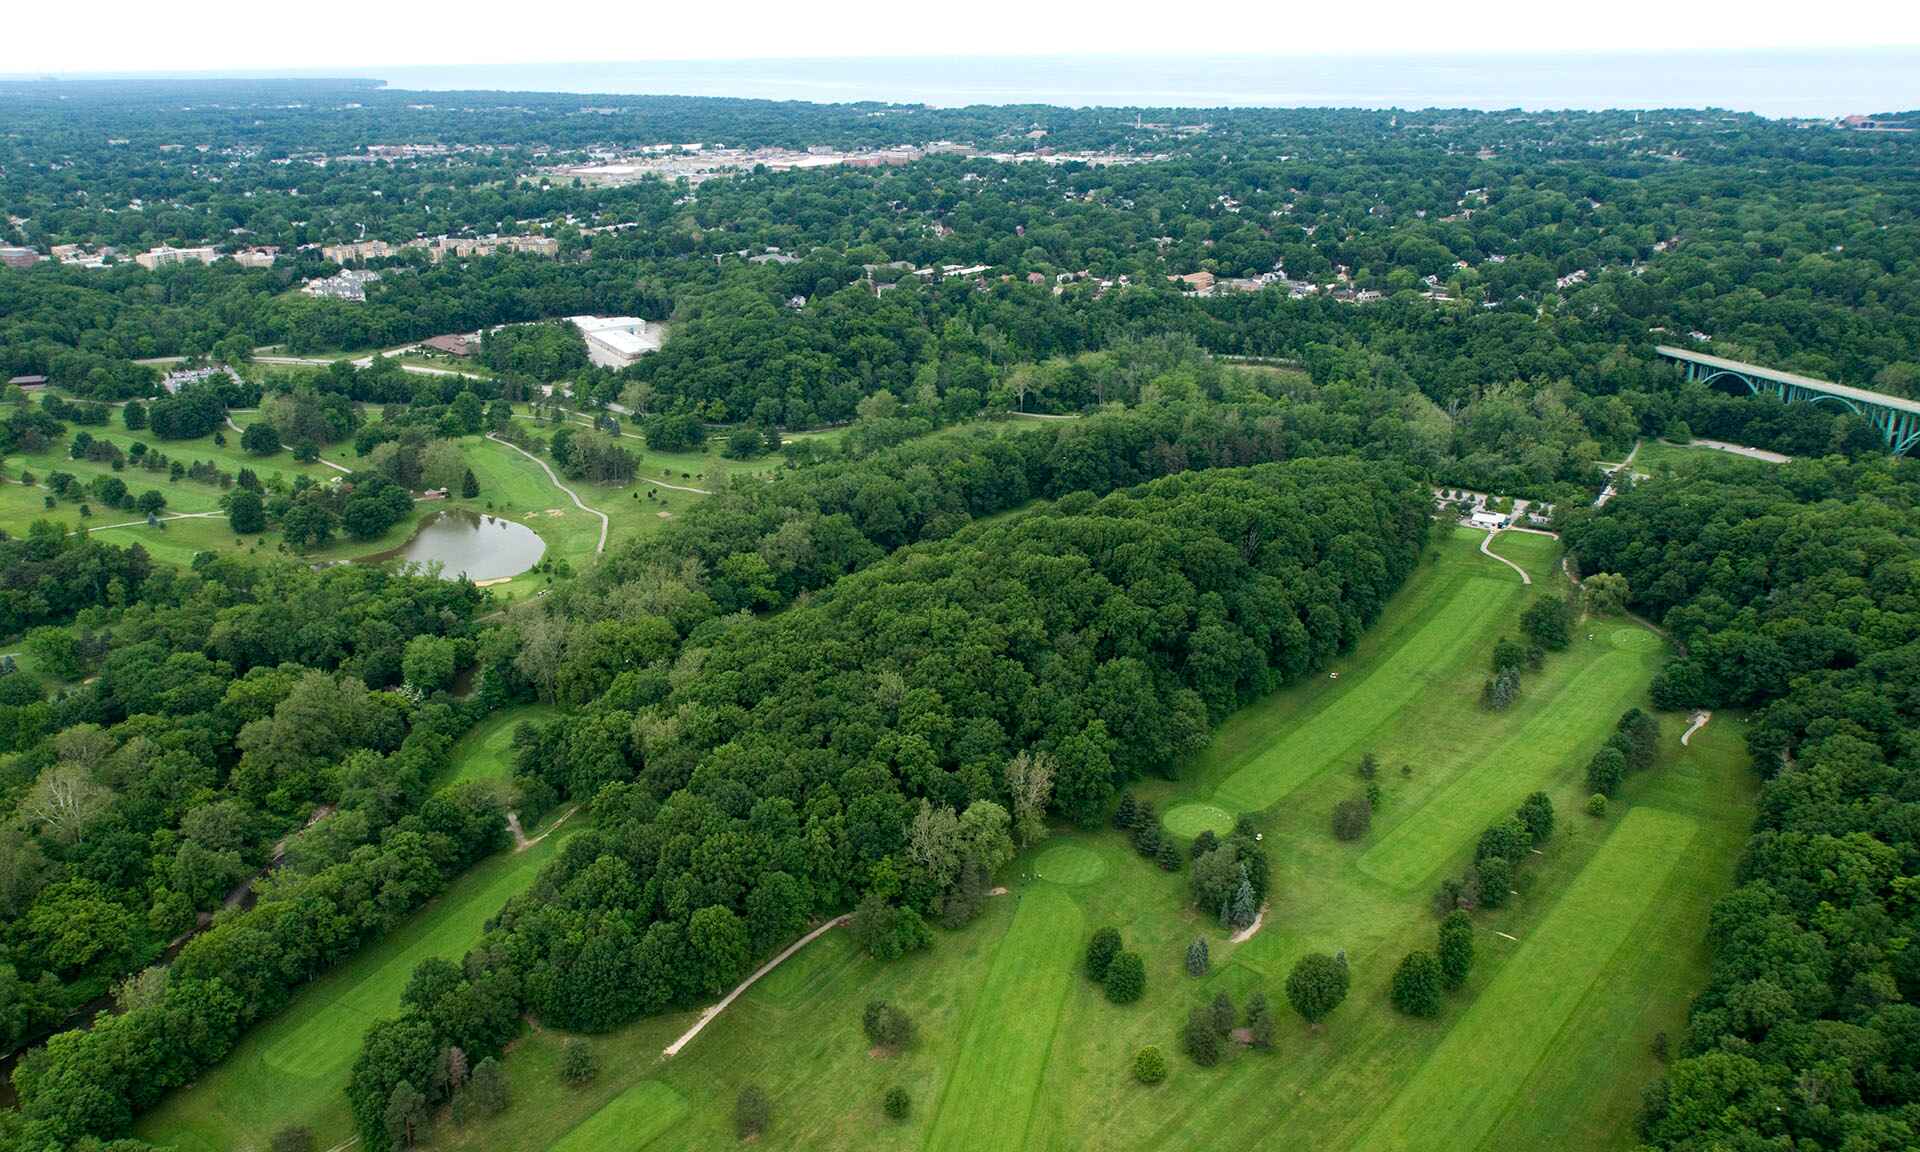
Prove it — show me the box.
[570,315,664,369]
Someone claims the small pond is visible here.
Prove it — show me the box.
[362,508,546,583]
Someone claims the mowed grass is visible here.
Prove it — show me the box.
[1160,802,1235,840]
[1358,806,1699,1151]
[1213,573,1521,812]
[444,703,556,787]
[1358,644,1662,891]
[924,886,1084,1152]
[137,711,581,1152]
[549,1081,688,1152]
[1032,844,1108,885]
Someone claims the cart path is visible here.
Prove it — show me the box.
[1479,529,1532,585]
[662,914,852,1058]
[486,434,609,554]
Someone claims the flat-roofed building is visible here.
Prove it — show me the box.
[570,315,665,369]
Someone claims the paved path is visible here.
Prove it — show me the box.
[662,914,852,1058]
[1681,710,1712,746]
[486,434,608,554]
[1479,529,1532,585]
[223,414,352,472]
[1684,438,1791,464]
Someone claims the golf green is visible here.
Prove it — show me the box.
[1161,803,1236,839]
[1033,844,1107,885]
[1609,627,1661,651]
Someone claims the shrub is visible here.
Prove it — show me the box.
[560,1038,597,1085]
[1185,937,1210,977]
[735,1084,771,1139]
[1332,796,1371,841]
[1586,793,1609,817]
[862,1000,916,1049]
[1517,792,1555,845]
[1103,950,1146,1004]
[1085,926,1122,981]
[1188,829,1218,859]
[1133,1045,1168,1084]
[1391,951,1444,1017]
[1183,1007,1222,1066]
[1475,856,1513,908]
[883,1086,911,1121]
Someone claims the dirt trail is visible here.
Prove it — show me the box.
[1231,903,1269,944]
[507,805,578,852]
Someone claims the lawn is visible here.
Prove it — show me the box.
[442,703,557,788]
[177,525,1753,1152]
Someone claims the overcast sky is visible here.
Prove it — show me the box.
[13,0,1920,75]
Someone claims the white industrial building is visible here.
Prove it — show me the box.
[570,315,665,369]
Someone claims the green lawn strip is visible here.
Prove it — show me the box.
[1357,643,1659,891]
[1356,806,1700,1152]
[1213,575,1520,812]
[923,886,1084,1152]
[549,1081,689,1152]
[135,826,579,1152]
[444,703,557,787]
[1478,720,1758,1151]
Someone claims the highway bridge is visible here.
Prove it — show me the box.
[1656,345,1920,455]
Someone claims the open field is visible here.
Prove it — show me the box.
[1633,438,1787,474]
[369,524,1752,1152]
[137,737,579,1152]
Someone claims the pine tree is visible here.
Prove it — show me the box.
[1245,991,1275,1050]
[1229,878,1258,930]
[1185,936,1210,977]
[461,468,480,498]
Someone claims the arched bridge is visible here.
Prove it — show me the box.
[1656,345,1920,455]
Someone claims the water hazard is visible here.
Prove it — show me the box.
[362,508,546,582]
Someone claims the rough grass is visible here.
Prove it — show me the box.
[444,703,557,788]
[1357,806,1700,1151]
[548,1081,688,1152]
[924,886,1084,1152]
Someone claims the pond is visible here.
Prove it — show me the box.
[362,508,546,583]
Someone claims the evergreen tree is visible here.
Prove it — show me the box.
[1186,936,1210,977]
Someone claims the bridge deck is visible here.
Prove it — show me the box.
[1655,345,1920,416]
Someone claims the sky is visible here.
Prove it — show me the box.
[13,0,1920,75]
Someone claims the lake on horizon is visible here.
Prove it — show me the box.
[323,51,1919,117]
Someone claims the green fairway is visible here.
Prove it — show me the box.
[1357,806,1699,1151]
[1033,844,1107,885]
[136,823,579,1151]
[924,886,1084,1152]
[549,1082,689,1152]
[443,705,555,787]
[1358,647,1658,891]
[1213,573,1522,812]
[1160,802,1235,840]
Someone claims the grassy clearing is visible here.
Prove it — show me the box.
[924,886,1084,1152]
[137,817,578,1151]
[548,1081,689,1152]
[1358,806,1700,1151]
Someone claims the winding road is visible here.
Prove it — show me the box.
[486,433,609,554]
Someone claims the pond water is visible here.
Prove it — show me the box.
[363,508,546,582]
